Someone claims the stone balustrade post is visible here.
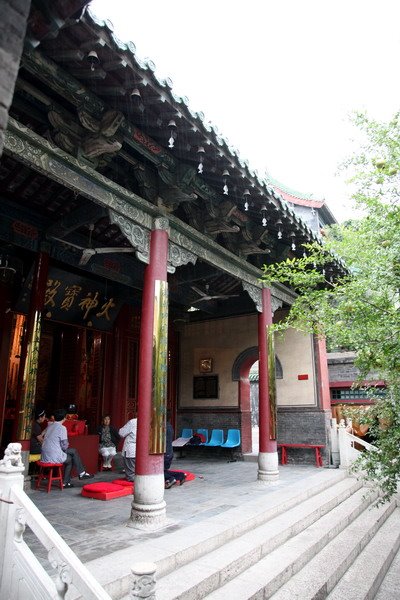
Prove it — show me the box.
[338,421,351,469]
[130,562,157,599]
[0,443,25,597]
[330,418,340,467]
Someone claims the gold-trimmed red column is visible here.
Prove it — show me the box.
[258,287,279,481]
[315,336,331,410]
[130,218,169,529]
[15,250,49,450]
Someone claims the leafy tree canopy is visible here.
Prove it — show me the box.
[261,112,400,502]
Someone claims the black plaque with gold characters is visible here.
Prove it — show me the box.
[16,267,124,330]
[193,375,219,399]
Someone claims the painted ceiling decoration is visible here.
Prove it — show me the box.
[0,0,346,323]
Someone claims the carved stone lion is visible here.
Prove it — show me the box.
[0,443,24,469]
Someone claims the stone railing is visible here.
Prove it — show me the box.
[0,443,156,600]
[0,443,158,600]
[336,420,376,469]
[0,442,113,599]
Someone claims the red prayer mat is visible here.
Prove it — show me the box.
[111,479,135,488]
[81,482,132,501]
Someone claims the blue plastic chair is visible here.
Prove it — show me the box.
[221,429,241,461]
[203,429,224,447]
[181,428,193,439]
[196,428,208,444]
[220,429,241,448]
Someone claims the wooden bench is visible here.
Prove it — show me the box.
[278,443,325,467]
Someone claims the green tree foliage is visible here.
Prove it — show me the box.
[261,112,400,502]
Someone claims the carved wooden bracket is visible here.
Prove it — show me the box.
[48,106,124,168]
[109,210,150,264]
[110,211,196,273]
[242,283,283,315]
[242,282,262,312]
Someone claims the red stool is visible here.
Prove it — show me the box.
[36,461,63,492]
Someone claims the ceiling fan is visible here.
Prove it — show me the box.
[191,284,239,304]
[50,224,135,266]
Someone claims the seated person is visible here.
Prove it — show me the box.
[65,403,79,420]
[41,408,93,488]
[97,414,120,469]
[164,420,186,489]
[30,408,46,455]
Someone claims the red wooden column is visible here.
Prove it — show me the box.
[258,287,279,481]
[315,336,331,411]
[15,250,49,451]
[130,218,169,529]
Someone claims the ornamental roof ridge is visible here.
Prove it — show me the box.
[266,175,326,203]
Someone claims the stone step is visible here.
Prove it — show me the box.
[81,470,348,599]
[154,479,366,600]
[375,533,400,600]
[204,487,388,600]
[327,507,400,600]
[267,498,396,600]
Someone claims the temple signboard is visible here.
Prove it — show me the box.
[16,267,124,330]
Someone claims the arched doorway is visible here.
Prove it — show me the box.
[249,357,283,452]
[232,348,283,454]
[232,346,258,454]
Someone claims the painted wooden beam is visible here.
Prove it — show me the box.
[3,117,296,305]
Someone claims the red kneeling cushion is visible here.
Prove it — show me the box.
[112,479,135,488]
[81,482,132,501]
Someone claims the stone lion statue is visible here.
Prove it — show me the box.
[0,442,24,469]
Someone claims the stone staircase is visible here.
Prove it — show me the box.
[76,469,400,600]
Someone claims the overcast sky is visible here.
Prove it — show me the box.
[90,0,400,222]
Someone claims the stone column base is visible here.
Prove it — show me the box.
[258,451,279,482]
[128,474,166,530]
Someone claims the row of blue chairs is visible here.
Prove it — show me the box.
[181,428,241,449]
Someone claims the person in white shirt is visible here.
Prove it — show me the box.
[118,417,137,482]
[41,408,93,488]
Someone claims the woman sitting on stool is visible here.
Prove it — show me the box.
[97,415,120,469]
